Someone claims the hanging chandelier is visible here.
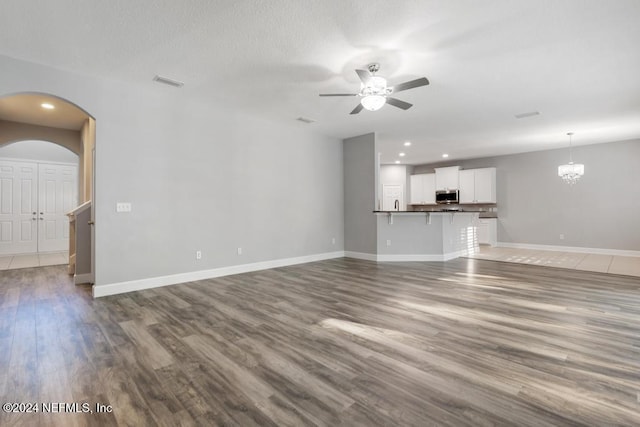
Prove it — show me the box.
[558,132,584,185]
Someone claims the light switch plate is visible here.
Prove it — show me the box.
[116,202,132,213]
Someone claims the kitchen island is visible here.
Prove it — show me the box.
[368,211,490,261]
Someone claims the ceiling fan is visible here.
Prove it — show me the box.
[319,63,429,114]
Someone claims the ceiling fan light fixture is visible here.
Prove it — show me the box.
[319,64,428,114]
[367,76,387,90]
[361,95,386,111]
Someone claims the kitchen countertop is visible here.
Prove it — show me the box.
[374,210,497,218]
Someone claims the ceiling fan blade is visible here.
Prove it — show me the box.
[319,93,358,96]
[350,103,364,115]
[355,69,371,84]
[391,77,430,93]
[386,97,413,110]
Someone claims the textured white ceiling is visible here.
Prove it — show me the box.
[2,0,639,164]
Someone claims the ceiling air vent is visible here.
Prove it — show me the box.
[514,111,540,119]
[296,116,316,124]
[153,75,184,88]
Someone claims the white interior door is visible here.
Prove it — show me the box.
[38,163,77,252]
[0,160,39,254]
[382,184,404,211]
[0,159,77,255]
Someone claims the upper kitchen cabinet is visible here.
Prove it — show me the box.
[410,173,435,204]
[459,167,496,203]
[434,166,460,190]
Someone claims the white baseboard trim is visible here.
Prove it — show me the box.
[93,251,345,298]
[377,254,446,262]
[344,251,378,261]
[346,249,471,262]
[74,273,93,285]
[443,249,472,261]
[497,242,640,258]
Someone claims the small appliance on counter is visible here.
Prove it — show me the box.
[435,189,459,204]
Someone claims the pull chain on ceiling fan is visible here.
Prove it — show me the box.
[319,63,430,114]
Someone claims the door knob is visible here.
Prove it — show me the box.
[32,212,36,215]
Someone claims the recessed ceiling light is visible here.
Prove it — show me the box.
[399,152,406,157]
[442,153,449,158]
[395,160,400,164]
[404,141,411,146]
[41,103,55,110]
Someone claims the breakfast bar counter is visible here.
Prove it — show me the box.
[371,211,489,261]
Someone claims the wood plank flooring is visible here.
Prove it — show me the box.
[1,258,640,426]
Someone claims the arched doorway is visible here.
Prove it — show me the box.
[0,93,95,282]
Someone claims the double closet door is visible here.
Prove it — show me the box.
[0,159,77,255]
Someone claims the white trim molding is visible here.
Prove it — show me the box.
[497,242,640,258]
[94,246,485,298]
[377,254,445,262]
[346,249,470,262]
[93,251,345,298]
[344,251,378,261]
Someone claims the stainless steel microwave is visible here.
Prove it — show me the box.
[435,189,459,204]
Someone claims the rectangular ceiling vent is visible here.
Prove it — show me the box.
[296,116,316,124]
[514,111,540,119]
[153,75,184,88]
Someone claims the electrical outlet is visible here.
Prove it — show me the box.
[559,234,565,240]
[237,247,242,255]
[331,237,336,245]
[196,250,202,260]
[386,239,391,246]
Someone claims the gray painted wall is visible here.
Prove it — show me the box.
[0,120,81,153]
[0,140,79,163]
[344,133,377,254]
[1,54,344,287]
[413,139,640,250]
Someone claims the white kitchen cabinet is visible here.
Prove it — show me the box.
[434,166,460,190]
[475,168,496,203]
[459,167,496,203]
[410,174,423,204]
[409,173,435,204]
[477,218,497,246]
[459,170,475,203]
[422,174,435,203]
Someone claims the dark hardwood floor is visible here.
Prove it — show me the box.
[1,257,640,426]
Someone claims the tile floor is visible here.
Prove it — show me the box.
[467,246,640,277]
[0,251,69,270]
